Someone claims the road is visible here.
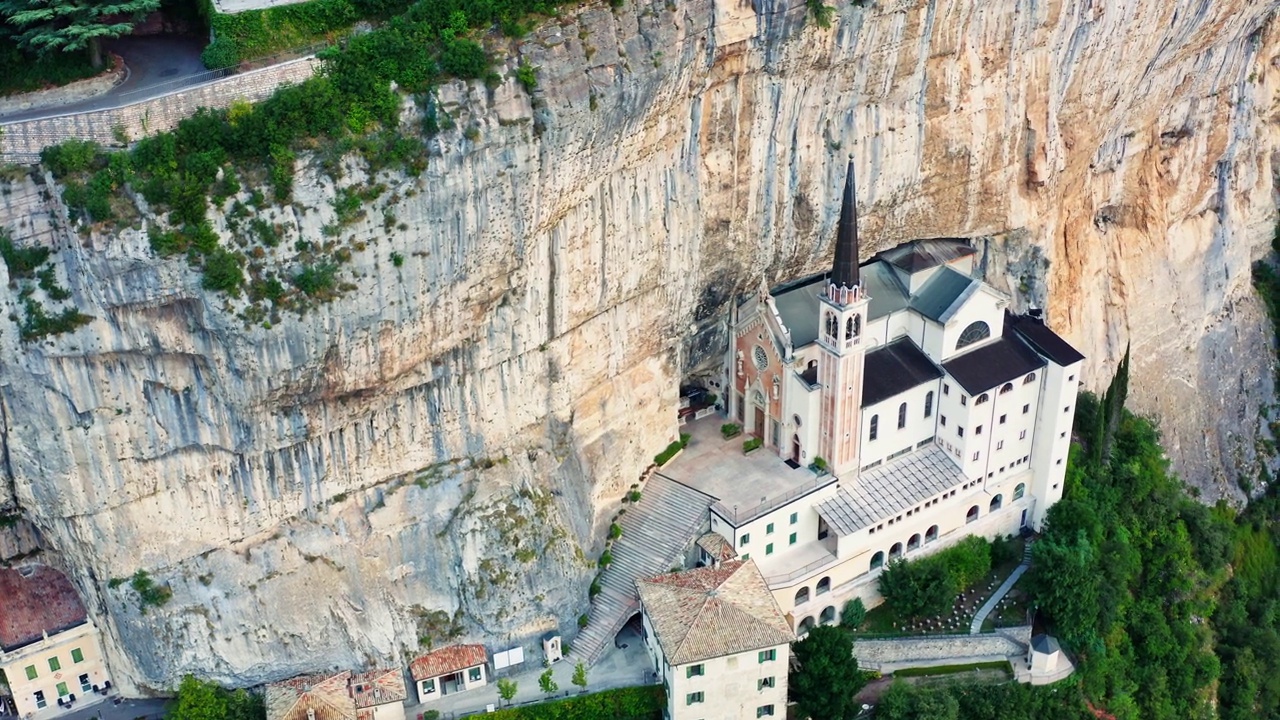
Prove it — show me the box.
[59,696,169,720]
[0,36,207,123]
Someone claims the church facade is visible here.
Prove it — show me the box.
[708,158,1083,625]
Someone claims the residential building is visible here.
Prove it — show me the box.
[662,154,1083,633]
[636,560,794,720]
[265,668,406,720]
[408,645,488,704]
[0,565,113,718]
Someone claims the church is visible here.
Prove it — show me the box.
[677,156,1083,622]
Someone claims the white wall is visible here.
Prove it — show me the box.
[713,483,841,563]
[859,380,942,469]
[1029,359,1082,528]
[667,644,790,720]
[0,622,110,717]
[938,288,1006,362]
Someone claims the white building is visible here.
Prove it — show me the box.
[407,645,488,704]
[636,560,795,720]
[666,155,1083,633]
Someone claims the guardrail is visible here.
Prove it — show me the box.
[710,473,837,526]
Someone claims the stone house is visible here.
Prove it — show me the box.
[264,668,406,720]
[407,645,488,704]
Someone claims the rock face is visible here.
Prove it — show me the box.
[0,0,1277,692]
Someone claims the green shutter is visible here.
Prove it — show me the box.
[24,665,37,680]
[71,648,84,663]
[56,682,69,697]
[48,657,61,672]
[765,543,773,555]
[789,532,797,545]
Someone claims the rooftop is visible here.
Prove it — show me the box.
[875,239,976,274]
[408,645,487,681]
[636,560,795,666]
[349,668,406,709]
[907,266,979,323]
[265,672,355,720]
[771,273,827,348]
[0,565,89,652]
[816,446,969,535]
[1032,634,1062,655]
[942,331,1047,395]
[659,416,835,526]
[862,338,944,407]
[1006,313,1085,367]
[695,533,737,563]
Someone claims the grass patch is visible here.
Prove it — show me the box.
[484,685,663,719]
[893,660,1013,678]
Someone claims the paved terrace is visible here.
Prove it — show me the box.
[659,416,834,526]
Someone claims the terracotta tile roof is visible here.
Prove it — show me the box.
[265,672,355,720]
[636,559,795,666]
[0,565,88,652]
[408,645,487,681]
[695,533,737,563]
[349,668,406,709]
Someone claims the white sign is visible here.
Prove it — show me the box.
[492,646,525,670]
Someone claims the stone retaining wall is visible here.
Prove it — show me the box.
[0,56,319,162]
[853,625,1033,670]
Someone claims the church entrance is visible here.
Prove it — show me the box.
[754,406,766,438]
[791,435,801,464]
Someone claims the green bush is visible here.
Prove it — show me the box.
[0,232,51,278]
[516,62,538,92]
[201,38,240,70]
[577,613,589,628]
[598,551,613,568]
[0,38,99,96]
[40,138,100,178]
[627,490,641,503]
[721,422,742,438]
[608,522,622,540]
[743,437,763,453]
[201,248,245,295]
[128,569,172,611]
[209,0,360,61]
[588,576,601,598]
[654,439,683,466]
[292,262,339,297]
[840,597,866,629]
[483,685,664,719]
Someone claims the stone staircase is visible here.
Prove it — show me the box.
[571,473,713,665]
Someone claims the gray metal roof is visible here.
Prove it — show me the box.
[862,339,943,407]
[816,446,966,535]
[907,266,979,323]
[861,261,909,321]
[876,239,976,273]
[1031,634,1061,654]
[771,274,827,348]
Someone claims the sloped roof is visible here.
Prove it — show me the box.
[1006,313,1085,366]
[409,645,487,681]
[862,338,944,407]
[636,560,795,666]
[771,273,827,348]
[860,261,909,320]
[876,239,976,273]
[265,672,355,720]
[0,565,89,652]
[696,532,737,563]
[943,332,1047,395]
[907,266,979,322]
[816,446,966,535]
[1031,634,1061,654]
[349,668,406,709]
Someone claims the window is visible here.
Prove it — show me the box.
[49,657,61,672]
[795,587,810,605]
[740,533,750,547]
[990,494,1003,511]
[976,425,983,435]
[1023,372,1037,384]
[1060,431,1067,438]
[71,648,84,664]
[820,605,837,624]
[999,414,1007,424]
[897,402,907,429]
[975,393,989,405]
[869,415,879,440]
[687,691,705,705]
[759,649,777,663]
[924,391,934,417]
[468,666,482,683]
[957,426,964,437]
[758,677,776,690]
[1019,430,1027,440]
[793,414,802,427]
[997,440,1004,450]
[890,542,903,559]
[943,384,950,395]
[957,321,991,349]
[870,551,885,570]
[1000,382,1013,394]
[766,543,774,555]
[961,395,968,406]
[940,415,947,426]
[79,674,91,693]
[757,705,776,717]
[24,665,37,681]
[907,533,921,551]
[34,691,46,709]
[966,505,979,523]
[789,512,798,525]
[753,346,769,370]
[422,678,437,695]
[1014,483,1025,499]
[816,577,831,595]
[687,664,705,678]
[742,553,749,560]
[926,525,939,543]
[789,532,797,545]
[1022,403,1030,414]
[56,682,68,698]
[972,451,980,461]
[766,522,774,534]
[1064,406,1071,413]
[1057,458,1063,465]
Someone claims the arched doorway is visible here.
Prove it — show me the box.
[798,616,817,635]
[791,434,801,464]
[819,606,837,625]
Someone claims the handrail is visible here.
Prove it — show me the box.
[710,473,836,526]
[762,551,839,585]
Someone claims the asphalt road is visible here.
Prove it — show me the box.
[59,697,169,720]
[0,35,207,123]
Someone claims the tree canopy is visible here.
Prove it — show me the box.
[789,625,864,720]
[0,0,159,68]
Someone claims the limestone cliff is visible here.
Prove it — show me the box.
[0,0,1278,691]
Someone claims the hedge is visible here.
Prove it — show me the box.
[482,685,663,720]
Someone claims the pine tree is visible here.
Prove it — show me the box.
[0,0,160,69]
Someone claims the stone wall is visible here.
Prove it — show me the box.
[853,626,1033,671]
[0,57,319,161]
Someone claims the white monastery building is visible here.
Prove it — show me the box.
[657,156,1084,635]
[636,560,794,720]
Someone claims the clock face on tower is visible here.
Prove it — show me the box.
[753,346,769,370]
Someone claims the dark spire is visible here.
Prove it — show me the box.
[831,154,860,289]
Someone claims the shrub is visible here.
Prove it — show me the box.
[129,570,173,611]
[806,0,835,28]
[941,536,991,590]
[516,62,538,92]
[598,551,613,568]
[840,597,866,629]
[627,490,641,503]
[390,252,405,267]
[201,38,240,70]
[743,437,763,453]
[578,613,589,628]
[41,138,100,177]
[721,422,742,439]
[292,262,339,297]
[0,232,51,278]
[589,577,601,598]
[608,523,622,540]
[812,456,829,472]
[201,249,245,295]
[679,432,691,446]
[654,439,683,466]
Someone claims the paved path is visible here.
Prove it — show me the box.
[570,473,712,665]
[59,696,168,720]
[969,542,1033,634]
[1,36,206,122]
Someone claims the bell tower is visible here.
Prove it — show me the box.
[818,155,871,476]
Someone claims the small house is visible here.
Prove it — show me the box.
[408,644,488,703]
[1028,634,1062,674]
